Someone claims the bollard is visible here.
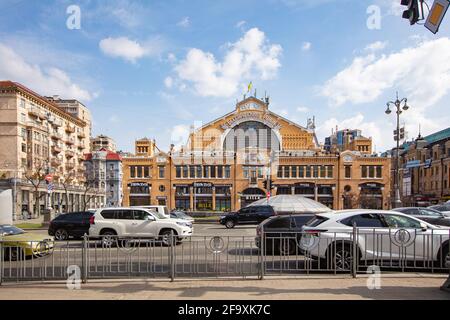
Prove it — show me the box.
[259,229,265,280]
[0,241,3,286]
[81,234,88,284]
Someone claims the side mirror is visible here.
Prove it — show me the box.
[146,215,156,222]
[420,222,428,232]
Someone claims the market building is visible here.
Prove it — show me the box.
[122,95,391,212]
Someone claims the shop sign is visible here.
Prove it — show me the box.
[128,182,150,187]
[193,182,213,187]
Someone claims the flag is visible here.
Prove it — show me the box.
[247,81,253,93]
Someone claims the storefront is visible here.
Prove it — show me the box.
[294,183,315,199]
[240,188,266,208]
[359,183,383,209]
[128,182,151,206]
[174,185,190,210]
[317,185,334,208]
[215,185,232,212]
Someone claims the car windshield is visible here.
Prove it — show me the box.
[146,209,166,219]
[174,212,190,219]
[0,225,25,236]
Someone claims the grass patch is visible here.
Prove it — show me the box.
[14,223,44,229]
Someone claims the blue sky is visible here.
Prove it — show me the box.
[1,0,450,153]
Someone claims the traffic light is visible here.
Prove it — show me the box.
[424,0,450,34]
[269,181,274,190]
[263,180,267,189]
[401,0,424,25]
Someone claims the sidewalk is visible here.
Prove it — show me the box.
[1,274,449,300]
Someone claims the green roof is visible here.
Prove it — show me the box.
[423,127,450,145]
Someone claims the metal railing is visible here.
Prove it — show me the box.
[1,227,449,284]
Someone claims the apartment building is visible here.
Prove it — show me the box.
[0,81,105,220]
[90,134,117,152]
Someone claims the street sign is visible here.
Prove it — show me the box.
[45,174,53,182]
[405,160,421,168]
[425,0,450,34]
[47,183,54,194]
[266,191,271,199]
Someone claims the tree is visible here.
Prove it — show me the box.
[60,171,76,212]
[80,178,102,211]
[22,161,48,217]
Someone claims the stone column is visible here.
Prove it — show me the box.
[314,184,318,202]
[212,186,216,211]
[189,187,194,211]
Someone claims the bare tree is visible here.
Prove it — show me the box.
[60,171,76,212]
[81,178,101,211]
[22,161,48,217]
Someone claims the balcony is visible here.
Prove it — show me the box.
[65,137,75,145]
[51,131,62,140]
[65,125,75,133]
[28,106,47,119]
[51,145,62,154]
[65,162,76,170]
[51,157,62,167]
[65,150,75,158]
[77,142,85,150]
[52,119,63,127]
[77,131,86,138]
[78,153,85,161]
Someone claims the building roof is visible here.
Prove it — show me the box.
[0,81,86,126]
[85,148,122,161]
[422,127,450,145]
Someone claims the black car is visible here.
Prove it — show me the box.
[255,214,315,255]
[48,211,94,240]
[393,207,450,227]
[219,205,276,228]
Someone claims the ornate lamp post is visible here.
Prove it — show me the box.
[385,92,410,209]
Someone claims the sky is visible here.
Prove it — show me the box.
[1,0,449,153]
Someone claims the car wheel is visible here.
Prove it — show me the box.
[279,238,296,255]
[437,244,449,268]
[54,229,69,241]
[329,244,354,271]
[225,220,235,229]
[100,230,117,247]
[5,247,25,261]
[160,230,176,246]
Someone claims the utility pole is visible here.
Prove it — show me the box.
[385,92,410,209]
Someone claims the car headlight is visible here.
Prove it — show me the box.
[177,222,192,227]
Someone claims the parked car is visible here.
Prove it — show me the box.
[255,214,315,254]
[132,205,170,218]
[392,207,450,227]
[89,207,193,246]
[170,210,195,222]
[300,209,450,270]
[48,211,94,240]
[1,225,54,261]
[428,204,450,216]
[220,205,276,228]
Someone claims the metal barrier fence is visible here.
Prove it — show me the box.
[1,227,449,283]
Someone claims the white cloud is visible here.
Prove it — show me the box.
[364,41,387,52]
[177,17,190,28]
[321,37,450,109]
[169,124,191,149]
[99,37,146,63]
[301,42,311,51]
[0,43,92,101]
[99,36,165,63]
[173,28,282,97]
[297,106,309,112]
[164,76,173,88]
[167,53,177,63]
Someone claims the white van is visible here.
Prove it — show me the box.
[132,205,170,218]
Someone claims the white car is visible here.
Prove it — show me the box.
[132,205,171,218]
[89,207,193,245]
[300,209,450,270]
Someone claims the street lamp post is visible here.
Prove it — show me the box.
[385,92,410,209]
